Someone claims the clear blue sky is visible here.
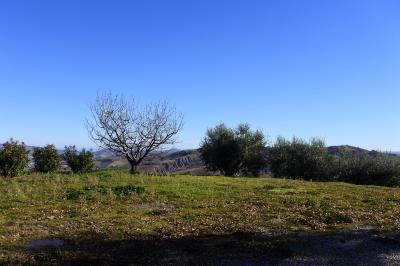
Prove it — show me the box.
[1,0,399,151]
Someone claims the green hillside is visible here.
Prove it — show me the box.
[1,171,400,264]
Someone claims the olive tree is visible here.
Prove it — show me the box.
[200,124,242,176]
[269,137,328,180]
[86,94,183,173]
[33,144,60,173]
[200,123,267,176]
[0,139,29,177]
[63,146,94,173]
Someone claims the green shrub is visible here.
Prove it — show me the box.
[237,124,268,176]
[269,137,328,180]
[63,146,94,173]
[0,139,29,177]
[200,124,241,176]
[33,144,60,173]
[65,188,87,200]
[268,136,400,186]
[65,186,107,200]
[332,154,400,186]
[65,185,144,200]
[200,123,267,176]
[112,185,145,196]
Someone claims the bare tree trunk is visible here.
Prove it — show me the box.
[127,156,138,174]
[130,164,138,174]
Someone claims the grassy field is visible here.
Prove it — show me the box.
[1,170,400,264]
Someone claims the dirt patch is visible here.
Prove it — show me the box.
[137,202,176,211]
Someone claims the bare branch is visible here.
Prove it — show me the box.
[86,93,184,172]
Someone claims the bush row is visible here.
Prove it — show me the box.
[269,137,400,186]
[200,124,400,187]
[0,139,94,177]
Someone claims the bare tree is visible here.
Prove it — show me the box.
[86,94,184,173]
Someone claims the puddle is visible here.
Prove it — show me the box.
[26,238,65,249]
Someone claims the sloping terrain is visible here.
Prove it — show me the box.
[1,171,400,265]
[93,149,206,174]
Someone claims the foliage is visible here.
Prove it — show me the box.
[65,186,108,200]
[236,124,268,176]
[33,144,60,173]
[200,124,242,176]
[331,153,400,186]
[65,184,145,200]
[268,137,400,186]
[200,123,267,176]
[63,146,94,173]
[112,184,145,196]
[0,139,29,177]
[269,137,328,180]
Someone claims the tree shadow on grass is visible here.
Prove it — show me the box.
[12,229,400,265]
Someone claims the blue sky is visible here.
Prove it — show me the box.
[0,0,399,151]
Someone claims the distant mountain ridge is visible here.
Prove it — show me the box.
[327,145,399,157]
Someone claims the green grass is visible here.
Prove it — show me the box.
[1,170,400,264]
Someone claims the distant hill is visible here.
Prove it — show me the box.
[93,148,207,175]
[327,145,398,157]
[327,145,369,156]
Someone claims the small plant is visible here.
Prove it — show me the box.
[147,209,168,216]
[63,146,94,173]
[65,184,144,200]
[112,184,145,196]
[33,144,60,173]
[318,201,353,224]
[65,186,108,200]
[0,139,29,177]
[65,188,87,200]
